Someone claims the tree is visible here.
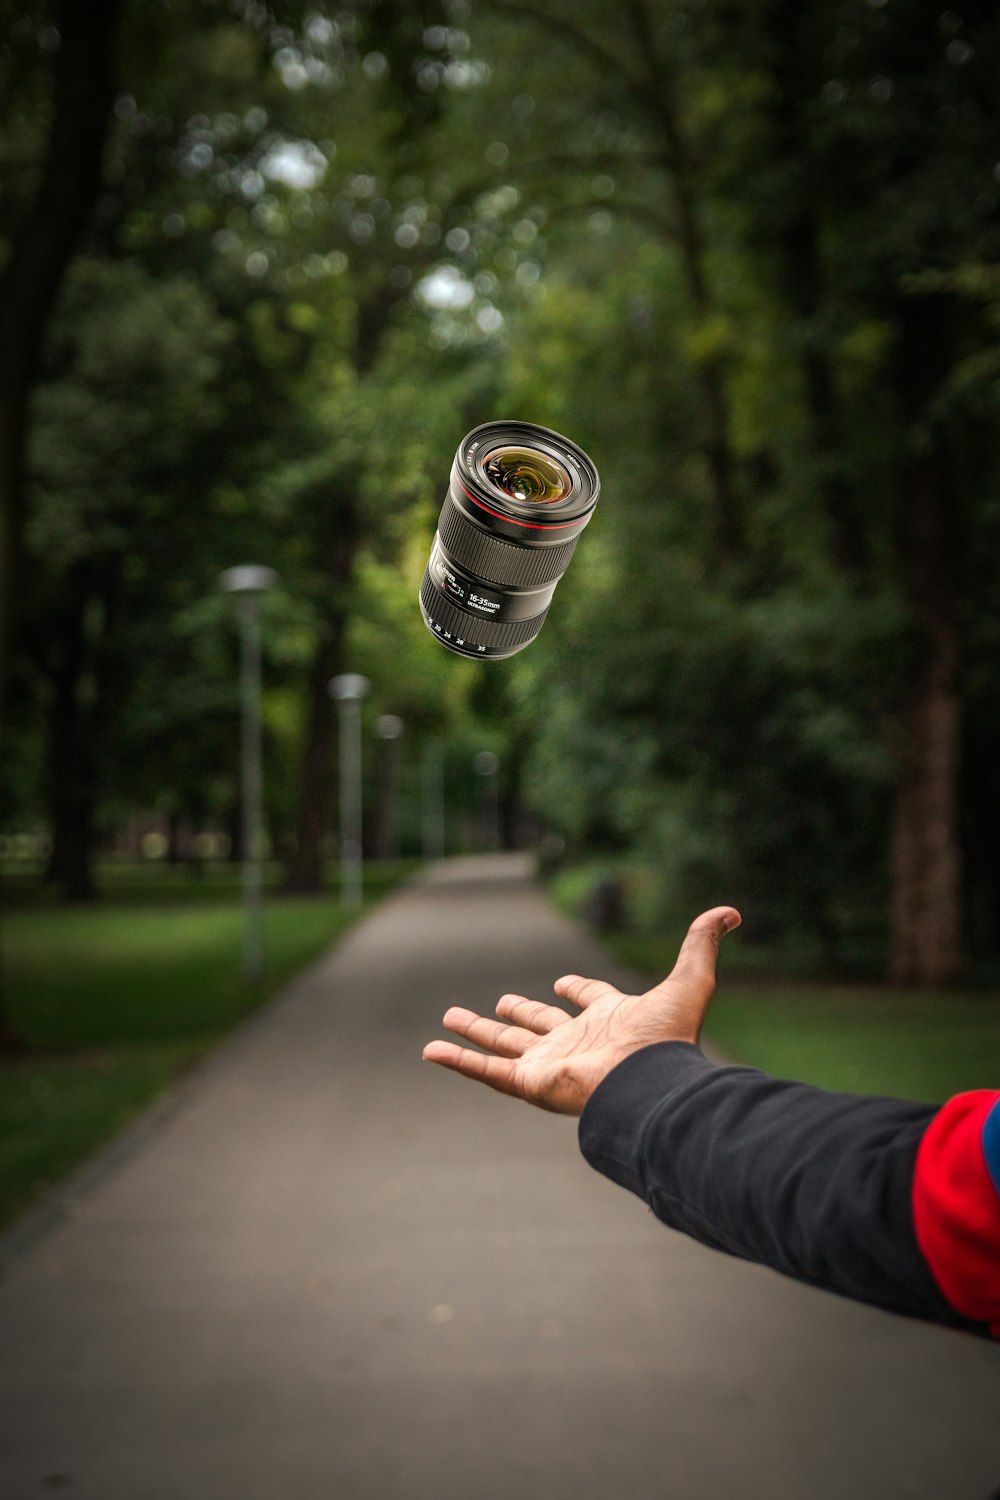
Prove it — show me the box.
[3,0,524,901]
[23,258,235,896]
[708,0,1000,981]
[0,0,121,732]
[461,0,1000,981]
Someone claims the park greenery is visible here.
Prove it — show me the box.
[0,861,412,1229]
[3,0,1000,1057]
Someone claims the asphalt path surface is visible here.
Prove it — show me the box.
[2,854,999,1500]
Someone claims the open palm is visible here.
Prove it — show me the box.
[422,906,740,1116]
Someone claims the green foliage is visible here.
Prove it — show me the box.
[4,0,1000,971]
[30,258,232,573]
[463,0,1000,973]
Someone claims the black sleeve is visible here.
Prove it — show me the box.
[577,1041,983,1334]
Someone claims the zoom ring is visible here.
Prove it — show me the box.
[420,572,548,651]
[438,501,579,588]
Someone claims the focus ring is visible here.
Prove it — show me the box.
[420,572,548,651]
[438,499,579,588]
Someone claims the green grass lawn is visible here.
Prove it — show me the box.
[706,986,1000,1102]
[0,863,413,1230]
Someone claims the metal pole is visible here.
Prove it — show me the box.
[422,739,445,861]
[239,594,264,978]
[487,767,500,851]
[474,750,500,852]
[382,734,400,861]
[329,674,369,907]
[338,695,364,907]
[221,566,276,980]
[376,714,405,861]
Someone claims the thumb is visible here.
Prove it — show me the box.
[647,906,741,1036]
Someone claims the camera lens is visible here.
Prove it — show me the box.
[419,420,600,660]
[483,447,570,504]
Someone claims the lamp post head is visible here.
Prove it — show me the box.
[220,565,278,594]
[329,674,371,702]
[474,750,499,777]
[376,713,405,740]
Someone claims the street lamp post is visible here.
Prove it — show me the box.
[421,739,445,861]
[375,713,405,861]
[220,565,277,978]
[474,750,500,852]
[329,673,370,907]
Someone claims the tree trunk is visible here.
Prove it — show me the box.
[282,625,343,893]
[0,0,120,730]
[0,0,119,1045]
[780,213,870,577]
[495,0,742,561]
[499,734,526,850]
[667,171,741,560]
[44,586,98,901]
[226,802,243,863]
[624,0,741,559]
[371,736,401,861]
[889,663,962,986]
[283,506,359,893]
[888,300,963,985]
[167,812,182,866]
[283,259,405,893]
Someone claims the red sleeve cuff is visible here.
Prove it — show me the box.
[912,1091,1000,1337]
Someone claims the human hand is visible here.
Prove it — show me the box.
[422,906,741,1116]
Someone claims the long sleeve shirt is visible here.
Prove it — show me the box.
[578,1042,1000,1339]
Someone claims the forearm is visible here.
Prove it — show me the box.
[579,1042,997,1337]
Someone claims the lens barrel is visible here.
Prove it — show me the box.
[419,420,600,660]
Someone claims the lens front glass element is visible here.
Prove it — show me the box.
[483,446,571,505]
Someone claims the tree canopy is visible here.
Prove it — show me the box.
[3,0,1000,985]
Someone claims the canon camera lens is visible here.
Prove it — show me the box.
[420,420,600,659]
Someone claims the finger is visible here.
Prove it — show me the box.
[552,974,622,1010]
[658,906,741,999]
[422,1040,523,1098]
[442,1006,536,1058]
[495,993,571,1033]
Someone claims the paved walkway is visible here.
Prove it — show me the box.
[1,855,999,1500]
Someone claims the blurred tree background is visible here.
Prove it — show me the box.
[3,0,1000,990]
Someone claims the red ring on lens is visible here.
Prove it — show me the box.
[458,481,584,530]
